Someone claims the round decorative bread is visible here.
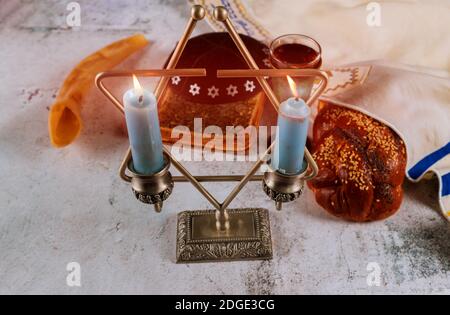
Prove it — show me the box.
[158,32,271,150]
[165,32,270,104]
[308,103,407,222]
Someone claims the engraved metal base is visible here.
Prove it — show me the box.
[176,208,273,263]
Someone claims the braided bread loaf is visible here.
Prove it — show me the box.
[308,103,407,222]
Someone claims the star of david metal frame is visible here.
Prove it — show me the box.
[95,5,328,263]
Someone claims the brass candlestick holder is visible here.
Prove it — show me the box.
[263,155,317,211]
[95,5,328,263]
[128,152,173,213]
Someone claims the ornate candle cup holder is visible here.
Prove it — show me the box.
[263,151,318,211]
[263,170,305,210]
[126,152,173,213]
[95,5,328,263]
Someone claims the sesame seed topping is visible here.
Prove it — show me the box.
[314,106,405,191]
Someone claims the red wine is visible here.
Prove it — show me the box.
[271,43,321,69]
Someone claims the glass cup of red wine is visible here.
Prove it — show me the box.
[269,34,322,102]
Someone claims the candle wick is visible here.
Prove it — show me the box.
[138,95,144,103]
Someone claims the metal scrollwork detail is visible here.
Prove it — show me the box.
[262,181,304,203]
[132,183,174,205]
[176,209,273,263]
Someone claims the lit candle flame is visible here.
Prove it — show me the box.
[286,75,299,99]
[132,75,144,101]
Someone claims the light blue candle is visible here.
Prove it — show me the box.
[271,96,310,175]
[124,75,164,175]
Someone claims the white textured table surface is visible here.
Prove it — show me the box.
[0,0,449,295]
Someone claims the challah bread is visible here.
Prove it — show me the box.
[308,103,407,222]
